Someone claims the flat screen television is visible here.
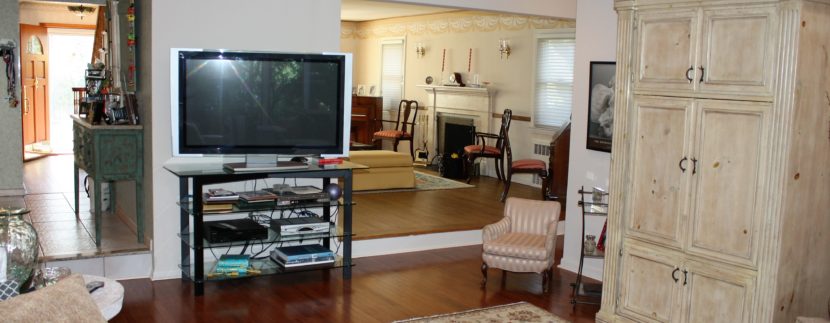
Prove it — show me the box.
[170,48,352,160]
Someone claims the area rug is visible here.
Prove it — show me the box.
[393,301,571,323]
[356,171,474,194]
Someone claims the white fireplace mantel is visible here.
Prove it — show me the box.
[418,85,496,160]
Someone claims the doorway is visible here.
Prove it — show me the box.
[47,29,94,154]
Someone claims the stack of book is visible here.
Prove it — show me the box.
[203,188,239,213]
[209,255,260,278]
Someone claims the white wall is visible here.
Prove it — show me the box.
[150,0,341,279]
[558,0,617,281]
[0,0,23,195]
[382,0,576,19]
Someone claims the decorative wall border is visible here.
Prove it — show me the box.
[342,11,575,39]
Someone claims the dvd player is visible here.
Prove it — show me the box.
[204,218,268,243]
[269,185,330,205]
[270,244,335,267]
[270,217,331,235]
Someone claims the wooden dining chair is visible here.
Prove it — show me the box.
[463,109,512,183]
[372,100,418,160]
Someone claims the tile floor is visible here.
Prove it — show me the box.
[8,154,150,261]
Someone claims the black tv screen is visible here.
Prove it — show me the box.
[173,50,351,156]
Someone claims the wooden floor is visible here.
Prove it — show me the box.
[353,169,543,239]
[114,237,600,323]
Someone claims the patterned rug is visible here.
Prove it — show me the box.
[393,302,571,323]
[356,171,473,194]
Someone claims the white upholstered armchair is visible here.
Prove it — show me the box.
[481,197,561,292]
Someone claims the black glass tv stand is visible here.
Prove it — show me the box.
[164,161,365,296]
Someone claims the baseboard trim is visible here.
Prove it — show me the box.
[558,257,604,281]
[352,230,483,258]
[0,188,26,196]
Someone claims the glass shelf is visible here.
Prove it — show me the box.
[178,223,351,249]
[180,256,351,282]
[178,197,351,216]
[578,201,608,215]
[583,249,605,259]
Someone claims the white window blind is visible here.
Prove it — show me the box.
[534,33,575,129]
[381,40,404,110]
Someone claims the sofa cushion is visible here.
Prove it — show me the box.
[483,232,548,261]
[0,274,106,322]
[349,150,412,168]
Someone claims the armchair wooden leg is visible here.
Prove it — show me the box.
[542,269,552,293]
[481,262,488,288]
[409,140,414,161]
[392,139,399,152]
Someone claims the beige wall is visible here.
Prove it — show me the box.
[342,11,574,183]
[0,0,23,195]
[380,0,576,20]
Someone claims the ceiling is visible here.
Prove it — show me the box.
[341,0,457,22]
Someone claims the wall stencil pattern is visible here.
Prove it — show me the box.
[342,12,574,39]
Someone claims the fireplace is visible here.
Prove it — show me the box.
[419,85,496,161]
[437,114,475,156]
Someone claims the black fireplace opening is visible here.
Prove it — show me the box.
[436,115,475,179]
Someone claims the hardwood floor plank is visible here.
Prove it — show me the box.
[353,172,545,239]
[114,238,599,323]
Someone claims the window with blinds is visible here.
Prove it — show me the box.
[381,39,404,110]
[533,30,575,129]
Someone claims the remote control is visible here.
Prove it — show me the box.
[86,281,104,293]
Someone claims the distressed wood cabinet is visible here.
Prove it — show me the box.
[72,115,144,246]
[599,1,830,322]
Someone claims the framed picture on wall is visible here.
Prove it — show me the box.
[586,61,616,153]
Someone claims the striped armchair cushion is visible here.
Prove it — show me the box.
[482,232,547,261]
[373,130,411,139]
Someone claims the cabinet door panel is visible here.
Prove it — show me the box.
[682,261,755,323]
[688,100,768,267]
[618,243,682,323]
[634,10,698,92]
[626,97,692,248]
[699,6,776,96]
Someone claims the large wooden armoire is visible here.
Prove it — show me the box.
[598,1,830,322]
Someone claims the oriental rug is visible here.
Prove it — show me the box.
[393,301,571,323]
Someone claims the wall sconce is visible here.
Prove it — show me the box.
[68,5,95,19]
[415,43,426,58]
[499,39,511,59]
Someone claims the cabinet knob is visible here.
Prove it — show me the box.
[682,269,688,285]
[698,66,705,83]
[672,267,680,283]
[691,158,698,174]
[679,157,688,173]
[685,66,694,83]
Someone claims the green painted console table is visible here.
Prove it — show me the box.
[72,115,144,246]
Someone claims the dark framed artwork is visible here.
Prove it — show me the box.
[587,61,616,152]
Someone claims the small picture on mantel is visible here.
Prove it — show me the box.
[587,61,616,153]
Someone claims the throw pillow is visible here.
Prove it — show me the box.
[0,274,106,322]
[0,280,20,300]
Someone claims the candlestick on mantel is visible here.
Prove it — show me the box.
[467,48,472,73]
[441,49,446,72]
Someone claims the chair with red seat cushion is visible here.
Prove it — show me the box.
[463,109,512,183]
[372,100,418,160]
[499,121,549,201]
[501,159,548,202]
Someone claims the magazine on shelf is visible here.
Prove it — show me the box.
[204,188,239,203]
